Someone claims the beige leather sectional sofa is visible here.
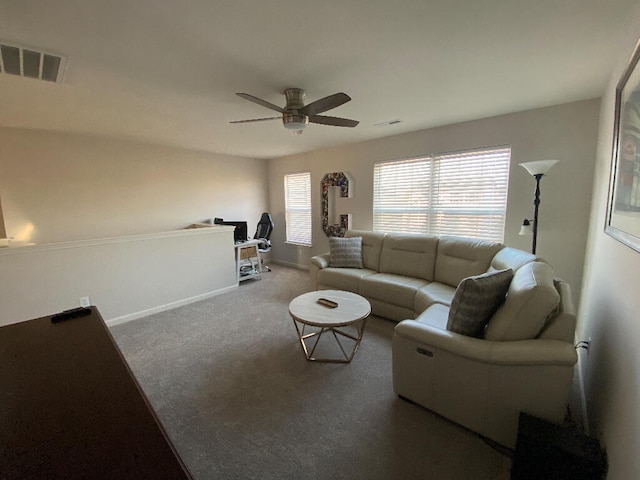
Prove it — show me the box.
[310,230,577,448]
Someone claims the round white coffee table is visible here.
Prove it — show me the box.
[288,290,371,363]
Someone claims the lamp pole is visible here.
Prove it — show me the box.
[519,160,558,256]
[531,173,543,255]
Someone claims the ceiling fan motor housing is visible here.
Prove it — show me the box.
[283,89,309,131]
[284,88,306,111]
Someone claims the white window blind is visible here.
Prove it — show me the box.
[373,146,511,242]
[284,171,312,246]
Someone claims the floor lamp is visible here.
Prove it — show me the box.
[518,160,558,255]
[0,195,9,248]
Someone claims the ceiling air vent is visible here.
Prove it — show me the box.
[0,43,66,83]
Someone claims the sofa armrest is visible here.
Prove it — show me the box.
[309,253,330,290]
[310,254,330,269]
[394,320,577,367]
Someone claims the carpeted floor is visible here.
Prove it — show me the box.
[111,265,512,479]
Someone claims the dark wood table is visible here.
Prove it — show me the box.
[0,307,193,479]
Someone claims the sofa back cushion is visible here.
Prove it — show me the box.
[489,246,537,272]
[346,230,386,271]
[484,262,560,341]
[434,236,504,287]
[378,233,439,281]
[537,280,576,343]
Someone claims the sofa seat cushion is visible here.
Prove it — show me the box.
[369,300,416,323]
[447,268,514,338]
[484,262,560,341]
[414,303,450,330]
[317,267,377,294]
[435,236,504,287]
[360,273,429,310]
[414,282,457,313]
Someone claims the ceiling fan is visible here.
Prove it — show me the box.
[230,88,359,135]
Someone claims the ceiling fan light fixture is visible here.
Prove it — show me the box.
[283,113,309,131]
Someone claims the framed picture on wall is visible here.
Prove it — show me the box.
[606,37,640,253]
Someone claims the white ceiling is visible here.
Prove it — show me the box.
[0,0,637,160]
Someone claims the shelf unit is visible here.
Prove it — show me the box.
[235,240,262,283]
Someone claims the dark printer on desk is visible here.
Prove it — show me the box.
[214,217,248,244]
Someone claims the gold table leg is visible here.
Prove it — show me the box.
[291,317,368,363]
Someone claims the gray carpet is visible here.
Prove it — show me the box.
[111,265,512,479]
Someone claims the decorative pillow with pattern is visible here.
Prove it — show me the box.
[446,268,514,338]
[329,236,364,268]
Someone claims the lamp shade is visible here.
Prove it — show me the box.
[519,160,559,176]
[519,219,533,236]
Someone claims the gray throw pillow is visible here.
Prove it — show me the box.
[447,268,514,338]
[329,236,363,268]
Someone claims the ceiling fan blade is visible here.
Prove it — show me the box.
[230,116,281,124]
[236,93,284,113]
[300,93,351,116]
[309,115,359,128]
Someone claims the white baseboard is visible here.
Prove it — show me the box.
[272,259,309,271]
[105,285,238,327]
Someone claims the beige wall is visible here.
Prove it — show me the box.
[579,11,640,479]
[268,99,600,304]
[0,128,268,245]
[0,127,267,325]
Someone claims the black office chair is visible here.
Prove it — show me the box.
[254,212,274,272]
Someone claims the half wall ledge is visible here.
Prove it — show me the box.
[0,227,237,326]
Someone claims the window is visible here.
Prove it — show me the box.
[284,171,312,245]
[373,146,511,242]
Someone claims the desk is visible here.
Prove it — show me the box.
[235,239,262,283]
[0,307,193,479]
